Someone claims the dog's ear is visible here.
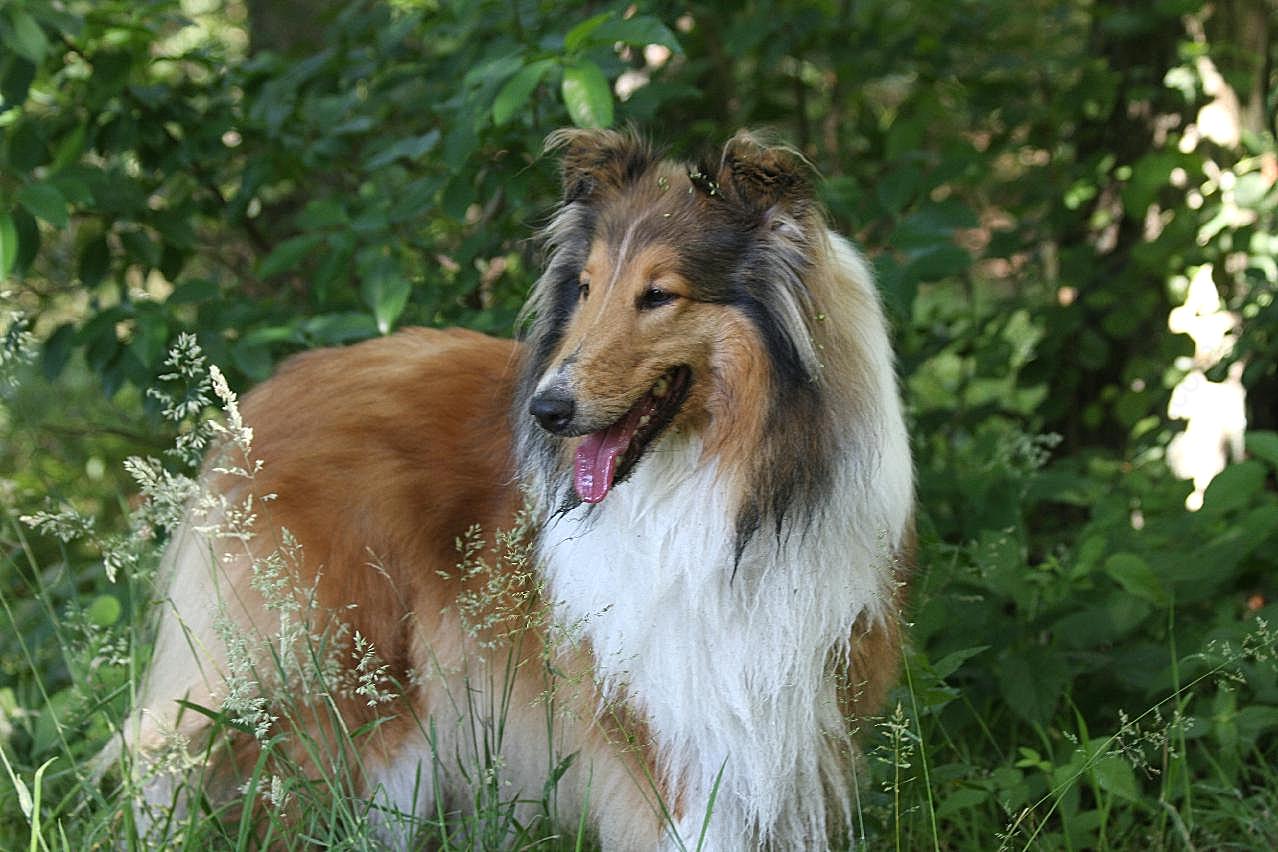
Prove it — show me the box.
[546,128,655,203]
[708,130,814,221]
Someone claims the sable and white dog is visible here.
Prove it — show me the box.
[128,129,914,850]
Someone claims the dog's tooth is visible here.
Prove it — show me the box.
[653,376,669,398]
[638,414,651,427]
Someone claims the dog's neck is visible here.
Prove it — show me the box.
[534,432,895,848]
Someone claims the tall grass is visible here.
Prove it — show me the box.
[3,339,1277,849]
[0,337,585,849]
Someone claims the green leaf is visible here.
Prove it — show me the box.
[389,175,445,225]
[51,122,88,173]
[997,645,1069,725]
[1052,597,1151,648]
[33,689,73,754]
[894,200,979,248]
[120,229,157,267]
[873,252,915,321]
[1121,151,1180,219]
[492,59,554,125]
[0,211,15,276]
[130,309,169,369]
[1201,460,1265,515]
[931,645,990,680]
[78,234,110,286]
[1182,504,1278,588]
[542,750,577,802]
[364,130,441,171]
[903,243,970,283]
[463,53,524,90]
[50,173,92,205]
[3,9,49,63]
[296,198,348,231]
[561,61,614,129]
[301,312,377,345]
[361,273,412,335]
[257,234,323,279]
[936,785,989,818]
[160,241,186,281]
[12,208,39,273]
[590,16,682,53]
[7,121,47,171]
[87,594,121,627]
[1092,755,1139,801]
[1,55,36,107]
[1236,706,1278,747]
[877,167,923,215]
[152,206,196,250]
[313,235,354,301]
[351,205,389,234]
[1233,172,1271,208]
[563,12,614,52]
[232,341,274,382]
[17,181,68,227]
[167,278,219,304]
[41,322,75,380]
[442,173,473,219]
[1246,431,1278,470]
[1104,553,1168,606]
[240,324,299,347]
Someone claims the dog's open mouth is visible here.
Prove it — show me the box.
[573,366,692,504]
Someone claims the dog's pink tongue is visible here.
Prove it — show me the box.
[574,414,640,504]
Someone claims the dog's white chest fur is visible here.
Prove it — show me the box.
[538,435,898,849]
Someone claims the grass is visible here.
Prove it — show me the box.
[6,512,1275,850]
[2,347,1277,850]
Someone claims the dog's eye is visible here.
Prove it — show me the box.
[638,286,676,310]
[577,279,590,301]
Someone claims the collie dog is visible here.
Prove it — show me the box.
[127,129,914,849]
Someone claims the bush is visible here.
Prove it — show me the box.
[2,0,1276,848]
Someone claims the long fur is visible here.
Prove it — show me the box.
[125,129,914,850]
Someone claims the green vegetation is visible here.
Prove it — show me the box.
[3,0,1277,847]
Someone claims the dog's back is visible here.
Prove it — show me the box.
[129,328,657,841]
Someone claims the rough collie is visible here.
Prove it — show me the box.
[126,129,914,850]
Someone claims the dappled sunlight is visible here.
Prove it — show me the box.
[1167,264,1247,509]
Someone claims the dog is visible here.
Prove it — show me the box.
[126,129,914,850]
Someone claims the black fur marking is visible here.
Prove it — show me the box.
[731,378,835,570]
[619,145,656,185]
[554,128,661,204]
[522,208,595,370]
[732,502,762,576]
[729,291,814,386]
[674,208,834,566]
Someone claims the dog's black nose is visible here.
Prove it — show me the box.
[529,391,576,434]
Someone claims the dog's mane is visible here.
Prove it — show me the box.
[516,131,863,559]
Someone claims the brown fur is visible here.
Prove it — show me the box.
[840,522,915,721]
[547,127,658,204]
[546,236,724,442]
[138,328,673,845]
[715,131,814,216]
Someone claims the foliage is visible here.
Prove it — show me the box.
[2,0,1277,848]
[0,0,685,394]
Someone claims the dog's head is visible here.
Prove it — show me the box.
[519,128,827,508]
